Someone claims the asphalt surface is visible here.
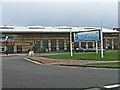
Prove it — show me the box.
[2,56,119,89]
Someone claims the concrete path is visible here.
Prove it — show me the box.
[27,56,120,66]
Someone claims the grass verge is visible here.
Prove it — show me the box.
[41,50,120,61]
[85,62,120,67]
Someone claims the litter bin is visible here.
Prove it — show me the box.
[29,50,34,56]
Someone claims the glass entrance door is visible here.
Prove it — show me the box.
[17,45,22,53]
[8,45,14,54]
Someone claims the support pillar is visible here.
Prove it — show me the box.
[48,40,51,52]
[79,42,81,48]
[56,39,59,51]
[112,39,114,50]
[86,42,88,49]
[64,40,67,51]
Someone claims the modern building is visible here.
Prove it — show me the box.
[0,26,119,53]
[113,28,120,49]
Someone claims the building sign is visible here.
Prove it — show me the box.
[74,31,100,42]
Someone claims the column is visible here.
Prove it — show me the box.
[105,38,108,49]
[40,40,43,48]
[118,33,120,49]
[48,40,51,52]
[112,39,114,50]
[86,42,88,49]
[93,42,95,48]
[72,42,74,50]
[14,44,17,53]
[56,39,59,51]
[79,42,81,48]
[64,39,67,51]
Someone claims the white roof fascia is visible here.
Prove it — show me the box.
[0,26,118,33]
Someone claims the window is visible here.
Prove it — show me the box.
[81,42,86,48]
[88,42,93,48]
[74,42,79,50]
[66,39,70,51]
[103,39,105,49]
[43,39,48,50]
[51,39,56,51]
[114,39,118,50]
[34,40,41,48]
[59,39,64,51]
[107,39,112,50]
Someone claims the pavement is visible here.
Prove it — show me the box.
[0,53,27,57]
[26,56,120,69]
[0,52,68,57]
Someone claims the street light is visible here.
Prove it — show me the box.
[5,35,8,55]
[70,27,73,57]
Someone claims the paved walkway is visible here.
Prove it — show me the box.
[0,53,27,57]
[28,56,120,66]
[0,52,68,57]
[1,53,119,66]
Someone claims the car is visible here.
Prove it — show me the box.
[75,48,86,52]
[75,48,105,52]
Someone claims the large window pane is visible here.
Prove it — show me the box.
[74,42,79,50]
[88,42,93,48]
[43,39,48,51]
[66,39,70,51]
[107,39,112,50]
[51,39,56,51]
[59,39,64,51]
[114,39,118,50]
[81,42,86,48]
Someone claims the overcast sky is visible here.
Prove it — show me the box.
[1,0,119,28]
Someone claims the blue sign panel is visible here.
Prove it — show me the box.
[74,31,100,42]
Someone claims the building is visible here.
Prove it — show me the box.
[0,26,119,53]
[113,28,120,49]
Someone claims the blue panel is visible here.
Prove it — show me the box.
[74,31,100,42]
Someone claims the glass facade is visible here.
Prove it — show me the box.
[16,45,22,53]
[0,32,119,53]
[107,39,112,50]
[81,42,86,48]
[0,34,14,53]
[51,39,56,51]
[114,39,118,50]
[59,39,64,51]
[88,42,93,48]
[103,39,106,49]
[34,40,41,48]
[43,39,48,51]
[74,42,79,50]
[66,39,70,51]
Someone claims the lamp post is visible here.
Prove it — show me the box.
[70,27,73,57]
[5,35,8,55]
[100,22,104,58]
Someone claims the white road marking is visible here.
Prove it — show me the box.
[104,84,120,89]
[24,58,42,65]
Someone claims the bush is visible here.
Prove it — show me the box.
[32,46,46,53]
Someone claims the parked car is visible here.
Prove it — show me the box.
[75,48,105,52]
[75,48,86,52]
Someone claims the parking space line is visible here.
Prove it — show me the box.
[104,84,120,89]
